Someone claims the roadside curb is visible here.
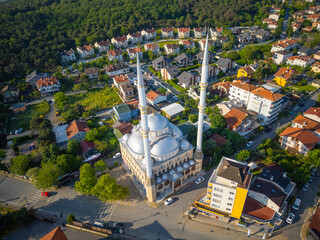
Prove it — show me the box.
[0,171,32,184]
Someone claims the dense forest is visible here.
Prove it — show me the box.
[0,0,277,82]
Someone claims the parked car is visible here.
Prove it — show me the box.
[311,168,317,176]
[15,128,23,134]
[286,213,295,224]
[113,222,125,230]
[41,191,50,197]
[246,141,254,147]
[113,153,121,159]
[292,198,301,210]
[195,177,205,184]
[302,183,310,192]
[308,176,314,183]
[293,106,299,111]
[10,130,15,135]
[164,197,174,206]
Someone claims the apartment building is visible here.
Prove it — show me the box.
[228,80,257,106]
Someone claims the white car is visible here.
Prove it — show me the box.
[293,106,299,111]
[113,153,121,159]
[195,177,205,184]
[15,128,23,134]
[286,213,295,224]
[302,183,310,191]
[164,197,174,206]
[246,141,254,147]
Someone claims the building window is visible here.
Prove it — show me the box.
[229,192,234,195]
[227,203,232,206]
[212,203,220,208]
[213,193,222,198]
[226,208,231,211]
[212,198,221,203]
[228,197,233,201]
[214,187,223,193]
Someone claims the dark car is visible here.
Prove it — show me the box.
[113,222,125,230]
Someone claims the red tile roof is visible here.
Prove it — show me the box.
[115,122,133,135]
[127,47,142,53]
[273,39,298,48]
[304,107,320,117]
[146,91,160,102]
[113,75,130,85]
[85,67,99,75]
[178,27,190,33]
[211,133,227,147]
[274,67,295,80]
[80,140,95,154]
[225,107,248,128]
[66,121,89,139]
[279,127,319,149]
[40,226,68,240]
[114,36,127,42]
[230,80,257,92]
[251,87,284,102]
[293,114,320,131]
[108,49,122,56]
[36,77,59,88]
[242,196,276,221]
[162,27,173,32]
[309,207,320,239]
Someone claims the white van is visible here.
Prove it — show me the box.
[292,198,301,211]
[113,152,121,159]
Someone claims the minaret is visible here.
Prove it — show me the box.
[136,56,156,203]
[194,35,209,170]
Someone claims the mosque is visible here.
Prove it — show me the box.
[119,36,210,203]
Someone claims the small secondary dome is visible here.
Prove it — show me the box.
[150,136,179,158]
[127,132,144,155]
[180,139,191,150]
[162,174,168,180]
[147,113,168,132]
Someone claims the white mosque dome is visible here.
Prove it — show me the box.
[127,132,144,155]
[162,174,168,180]
[180,139,191,151]
[177,166,183,172]
[169,169,175,176]
[169,123,183,140]
[147,113,169,132]
[122,134,130,142]
[156,177,162,184]
[189,160,195,165]
[183,163,189,169]
[150,136,179,158]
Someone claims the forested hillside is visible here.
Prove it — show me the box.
[0,0,277,81]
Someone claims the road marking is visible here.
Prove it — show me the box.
[94,201,115,222]
[107,204,116,222]
[27,190,43,206]
[16,194,25,205]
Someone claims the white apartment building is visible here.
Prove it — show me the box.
[270,39,298,52]
[94,41,110,53]
[141,29,157,40]
[286,56,315,68]
[272,50,293,65]
[77,45,95,58]
[111,36,128,48]
[228,81,257,106]
[36,77,61,96]
[61,49,76,63]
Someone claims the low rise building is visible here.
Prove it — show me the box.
[144,43,160,54]
[105,64,130,77]
[152,56,170,71]
[292,22,302,32]
[199,40,214,51]
[146,91,167,105]
[11,102,26,113]
[119,83,134,102]
[272,50,293,65]
[66,120,89,142]
[216,58,235,73]
[94,41,110,53]
[228,80,257,106]
[309,207,320,240]
[210,27,223,37]
[270,39,298,52]
[108,49,123,62]
[84,67,99,79]
[298,46,314,56]
[161,27,174,38]
[274,67,296,87]
[111,36,128,48]
[164,44,180,55]
[26,70,49,87]
[254,29,270,42]
[312,61,320,73]
[286,56,315,68]
[161,65,180,80]
[36,77,61,96]
[304,107,320,123]
[77,45,94,58]
[177,71,196,88]
[174,53,192,68]
[141,29,157,40]
[194,27,206,38]
[61,49,76,63]
[127,47,143,59]
[1,85,19,103]
[113,103,132,122]
[161,103,185,119]
[188,85,200,100]
[113,75,130,88]
[127,32,143,44]
[237,64,259,79]
[179,39,195,49]
[177,28,190,38]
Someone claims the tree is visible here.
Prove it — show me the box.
[210,114,226,133]
[10,155,31,175]
[235,150,251,162]
[189,114,198,123]
[35,162,63,189]
[26,167,40,180]
[80,74,90,86]
[42,144,61,163]
[56,154,81,174]
[203,138,216,156]
[253,67,263,81]
[306,149,320,167]
[30,116,44,133]
[75,163,97,195]
[91,174,129,201]
[67,139,81,155]
[95,160,107,173]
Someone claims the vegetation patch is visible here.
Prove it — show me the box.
[290,84,317,92]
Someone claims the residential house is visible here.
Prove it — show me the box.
[228,80,257,106]
[161,65,180,80]
[105,63,130,77]
[292,114,320,136]
[212,81,231,97]
[269,13,280,21]
[309,207,320,240]
[36,77,61,96]
[125,73,137,84]
[213,36,229,45]
[174,53,192,68]
[211,133,227,147]
[113,103,132,122]
[111,36,128,48]
[61,49,76,63]
[314,51,320,60]
[40,226,68,240]
[152,56,170,71]
[194,65,217,84]
[216,58,235,73]
[195,51,214,64]
[270,5,281,12]
[161,103,185,119]
[161,27,174,38]
[141,29,157,40]
[312,21,320,30]
[195,157,252,220]
[210,27,223,37]
[113,75,130,88]
[144,43,160,54]
[312,61,320,73]
[308,6,320,14]
[237,64,259,79]
[267,22,278,30]
[1,85,19,103]
[79,140,101,163]
[177,71,196,88]
[108,49,123,62]
[292,22,302,32]
[247,87,285,125]
[286,56,315,68]
[66,120,89,142]
[146,91,167,105]
[94,41,110,53]
[84,67,99,79]
[26,70,49,87]
[307,14,320,22]
[302,26,313,33]
[177,28,190,38]
[164,44,180,55]
[237,32,254,46]
[304,107,320,123]
[127,101,139,118]
[188,85,200,100]
[279,127,319,155]
[127,32,143,44]
[113,122,133,138]
[127,47,143,59]
[179,39,195,49]
[270,39,299,52]
[193,27,206,38]
[293,11,305,21]
[199,40,214,51]
[119,83,134,102]
[274,67,296,87]
[76,45,94,58]
[254,29,270,42]
[11,102,26,113]
[272,50,293,65]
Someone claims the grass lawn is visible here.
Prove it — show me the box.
[68,87,122,112]
[167,80,187,93]
[8,101,50,132]
[158,40,179,48]
[290,84,317,92]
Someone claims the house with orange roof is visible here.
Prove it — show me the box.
[127,32,143,44]
[113,75,130,88]
[141,29,157,40]
[84,67,99,79]
[279,127,319,155]
[94,40,110,53]
[177,27,190,38]
[144,43,160,54]
[228,80,257,105]
[40,226,68,240]
[209,27,223,37]
[273,67,296,87]
[164,44,180,55]
[193,27,206,38]
[66,120,89,142]
[292,11,305,20]
[179,39,195,49]
[76,45,94,58]
[291,22,302,32]
[36,76,61,96]
[292,114,320,135]
[105,63,130,77]
[286,55,315,68]
[127,47,143,59]
[107,49,123,62]
[303,107,320,123]
[198,39,214,51]
[270,39,298,52]
[146,90,167,105]
[307,14,320,22]
[111,36,128,48]
[161,27,174,38]
[212,81,231,96]
[302,26,313,33]
[61,49,76,63]
[312,61,320,73]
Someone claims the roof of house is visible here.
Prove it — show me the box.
[12,102,26,109]
[250,178,287,207]
[143,28,156,33]
[127,100,139,111]
[274,67,295,80]
[309,207,320,238]
[152,56,170,65]
[255,29,269,36]
[251,87,284,102]
[312,61,320,68]
[212,81,231,91]
[78,45,93,51]
[177,71,194,84]
[108,49,122,56]
[161,103,185,117]
[113,103,131,115]
[145,43,160,50]
[275,50,292,56]
[180,39,194,46]
[216,157,252,189]
[279,127,320,150]
[146,91,161,102]
[178,27,190,32]
[119,84,133,92]
[298,46,314,55]
[162,27,173,32]
[242,196,276,221]
[113,36,127,42]
[230,80,257,92]
[165,43,180,49]
[106,63,129,73]
[66,121,89,139]
[114,122,133,135]
[216,58,233,69]
[113,75,130,85]
[293,114,320,130]
[127,47,142,53]
[1,85,18,93]
[85,67,99,75]
[128,32,141,38]
[240,66,255,75]
[273,39,298,48]
[165,65,180,77]
[80,140,95,154]
[194,27,205,32]
[40,226,68,240]
[304,107,320,118]
[95,40,109,47]
[36,77,59,88]
[287,55,314,62]
[174,53,190,62]
[211,133,227,147]
[225,107,248,128]
[62,49,74,56]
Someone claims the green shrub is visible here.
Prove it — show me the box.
[67,214,75,223]
[12,135,34,145]
[114,161,118,167]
